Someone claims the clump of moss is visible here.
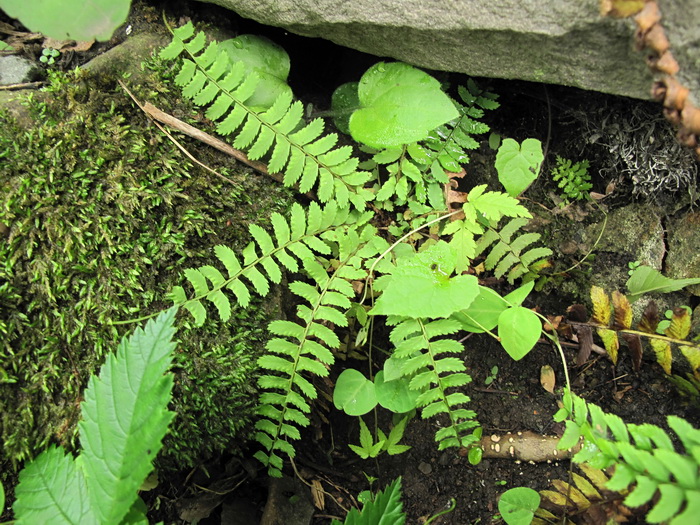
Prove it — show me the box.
[0,66,293,472]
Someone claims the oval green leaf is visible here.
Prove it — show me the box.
[375,371,420,413]
[498,487,540,525]
[331,82,360,135]
[219,35,292,109]
[333,369,377,416]
[498,307,541,361]
[1,0,130,41]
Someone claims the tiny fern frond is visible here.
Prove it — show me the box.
[391,318,479,451]
[160,21,373,210]
[170,202,361,326]
[254,225,381,477]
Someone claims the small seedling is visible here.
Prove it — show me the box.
[484,365,499,386]
[40,47,60,65]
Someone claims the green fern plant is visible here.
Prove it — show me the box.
[159,21,373,210]
[160,23,555,479]
[11,308,178,524]
[550,155,592,202]
[554,388,700,524]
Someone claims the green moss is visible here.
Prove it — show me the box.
[0,64,293,472]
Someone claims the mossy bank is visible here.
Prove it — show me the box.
[0,52,294,475]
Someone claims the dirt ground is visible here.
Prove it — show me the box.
[3,0,700,523]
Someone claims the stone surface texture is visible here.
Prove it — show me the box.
[201,0,700,102]
[0,55,42,85]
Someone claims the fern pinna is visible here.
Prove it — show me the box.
[254,224,384,476]
[159,22,373,210]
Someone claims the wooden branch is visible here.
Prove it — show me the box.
[480,431,582,462]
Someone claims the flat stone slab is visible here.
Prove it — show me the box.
[202,0,700,102]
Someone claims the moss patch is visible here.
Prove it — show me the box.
[0,60,294,474]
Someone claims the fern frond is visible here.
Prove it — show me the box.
[161,22,373,209]
[254,225,381,476]
[554,389,700,524]
[170,202,362,325]
[389,318,479,451]
[474,218,552,283]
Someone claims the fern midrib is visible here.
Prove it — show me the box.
[179,39,359,191]
[418,319,465,443]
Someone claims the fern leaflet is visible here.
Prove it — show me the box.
[474,217,552,283]
[160,22,373,209]
[554,389,700,524]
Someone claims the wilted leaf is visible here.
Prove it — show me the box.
[598,328,620,365]
[590,286,612,326]
[540,365,556,393]
[650,339,672,375]
[600,0,645,17]
[665,307,692,340]
[611,291,632,330]
[575,325,594,367]
[621,333,642,372]
[638,301,659,333]
[680,345,700,374]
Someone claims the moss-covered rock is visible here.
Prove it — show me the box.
[0,58,293,473]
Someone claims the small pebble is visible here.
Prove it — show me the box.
[418,461,433,475]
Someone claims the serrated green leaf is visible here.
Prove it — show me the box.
[77,309,177,524]
[13,445,95,524]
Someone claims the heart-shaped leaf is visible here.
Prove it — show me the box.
[333,369,376,416]
[495,138,543,197]
[349,62,458,148]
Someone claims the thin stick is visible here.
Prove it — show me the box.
[0,81,44,90]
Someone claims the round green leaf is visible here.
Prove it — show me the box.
[375,371,420,413]
[498,487,540,525]
[331,82,360,135]
[349,62,458,148]
[498,307,541,361]
[333,369,376,416]
[1,0,129,41]
[219,35,292,109]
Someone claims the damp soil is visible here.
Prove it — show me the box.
[3,1,700,524]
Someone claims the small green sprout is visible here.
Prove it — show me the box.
[40,47,60,65]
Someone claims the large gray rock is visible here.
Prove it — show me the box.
[201,0,700,102]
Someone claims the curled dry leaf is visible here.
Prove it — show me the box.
[445,169,467,221]
[540,365,556,393]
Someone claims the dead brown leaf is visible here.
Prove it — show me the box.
[540,365,556,393]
